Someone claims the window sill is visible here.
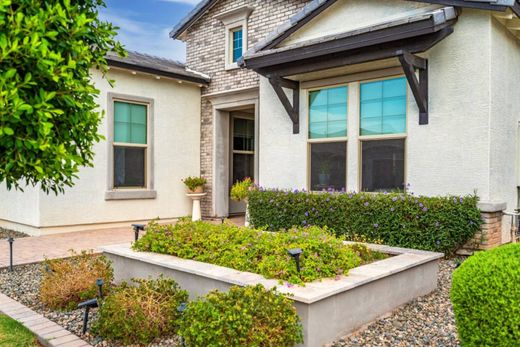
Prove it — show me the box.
[105,190,157,201]
[225,63,240,71]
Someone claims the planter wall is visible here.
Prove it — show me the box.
[101,243,442,347]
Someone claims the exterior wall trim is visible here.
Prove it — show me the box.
[477,201,508,213]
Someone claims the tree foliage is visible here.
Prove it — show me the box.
[0,0,125,193]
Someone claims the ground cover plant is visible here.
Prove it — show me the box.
[134,220,385,285]
[92,276,188,345]
[0,314,39,346]
[39,251,113,310]
[248,189,482,255]
[451,244,520,346]
[179,285,303,347]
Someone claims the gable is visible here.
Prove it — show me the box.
[278,0,442,48]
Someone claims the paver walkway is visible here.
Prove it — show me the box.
[0,293,91,347]
[0,216,245,267]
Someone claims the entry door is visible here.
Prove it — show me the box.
[229,115,255,215]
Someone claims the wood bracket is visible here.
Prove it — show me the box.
[268,76,300,134]
[398,50,429,125]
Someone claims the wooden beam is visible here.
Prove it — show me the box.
[398,51,429,125]
[269,77,300,134]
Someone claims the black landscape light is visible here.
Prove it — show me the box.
[220,217,226,224]
[78,278,105,334]
[177,303,188,347]
[96,278,104,299]
[288,248,303,273]
[132,224,145,242]
[7,237,14,272]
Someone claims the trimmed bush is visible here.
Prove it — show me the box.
[39,251,113,310]
[92,276,188,344]
[133,220,385,285]
[178,285,303,347]
[451,244,520,346]
[248,190,482,254]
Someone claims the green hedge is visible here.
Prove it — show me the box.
[451,244,520,346]
[248,190,482,255]
[178,285,303,347]
[133,220,385,285]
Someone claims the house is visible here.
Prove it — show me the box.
[0,52,209,235]
[171,0,520,245]
[2,0,520,245]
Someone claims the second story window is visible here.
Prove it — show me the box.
[232,28,243,63]
[215,6,253,70]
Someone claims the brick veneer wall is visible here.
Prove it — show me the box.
[458,210,504,255]
[183,0,309,216]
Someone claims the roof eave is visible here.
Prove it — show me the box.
[106,59,210,85]
[169,0,219,40]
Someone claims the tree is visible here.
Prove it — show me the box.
[0,0,125,193]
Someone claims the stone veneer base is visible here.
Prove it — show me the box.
[101,243,443,347]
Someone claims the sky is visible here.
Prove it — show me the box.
[100,0,201,62]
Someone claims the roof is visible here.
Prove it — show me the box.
[105,51,210,85]
[242,6,457,62]
[169,0,519,41]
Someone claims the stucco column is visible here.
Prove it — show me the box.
[347,82,360,192]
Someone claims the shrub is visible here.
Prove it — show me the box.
[230,177,253,201]
[178,285,303,347]
[92,276,188,344]
[451,244,520,346]
[134,220,385,285]
[248,189,482,255]
[39,251,113,310]
[182,176,206,191]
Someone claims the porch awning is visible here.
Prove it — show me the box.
[239,6,458,133]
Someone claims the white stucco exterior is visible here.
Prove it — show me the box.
[257,2,520,241]
[0,68,202,235]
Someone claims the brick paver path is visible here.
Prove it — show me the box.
[0,216,245,267]
[0,293,92,346]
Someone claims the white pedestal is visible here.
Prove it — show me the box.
[187,193,207,221]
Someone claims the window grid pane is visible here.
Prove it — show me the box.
[232,29,243,62]
[360,77,407,136]
[309,86,348,139]
[113,146,146,188]
[114,101,147,144]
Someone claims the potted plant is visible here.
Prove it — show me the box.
[318,161,331,186]
[231,177,254,226]
[182,176,207,194]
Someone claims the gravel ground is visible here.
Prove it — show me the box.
[0,260,460,347]
[0,227,30,239]
[332,259,461,347]
[0,264,180,347]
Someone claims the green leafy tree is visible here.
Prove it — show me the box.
[0,0,125,193]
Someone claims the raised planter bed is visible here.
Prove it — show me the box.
[101,243,443,347]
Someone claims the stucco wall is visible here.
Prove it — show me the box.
[258,7,500,205]
[0,68,202,234]
[0,184,39,228]
[489,18,520,241]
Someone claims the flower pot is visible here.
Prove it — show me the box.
[319,173,330,186]
[188,186,204,194]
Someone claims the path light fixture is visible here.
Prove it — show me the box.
[7,237,14,272]
[288,248,303,273]
[78,278,105,334]
[132,224,145,242]
[177,303,188,347]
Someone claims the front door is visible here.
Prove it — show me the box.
[229,113,255,215]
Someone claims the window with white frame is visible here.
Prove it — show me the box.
[359,77,406,192]
[215,6,252,70]
[308,86,348,191]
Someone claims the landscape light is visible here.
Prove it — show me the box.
[96,278,104,299]
[132,224,145,242]
[7,237,14,272]
[288,248,303,273]
[78,298,98,334]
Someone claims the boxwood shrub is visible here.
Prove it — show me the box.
[451,244,520,346]
[248,190,482,255]
[178,285,303,347]
[133,220,385,285]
